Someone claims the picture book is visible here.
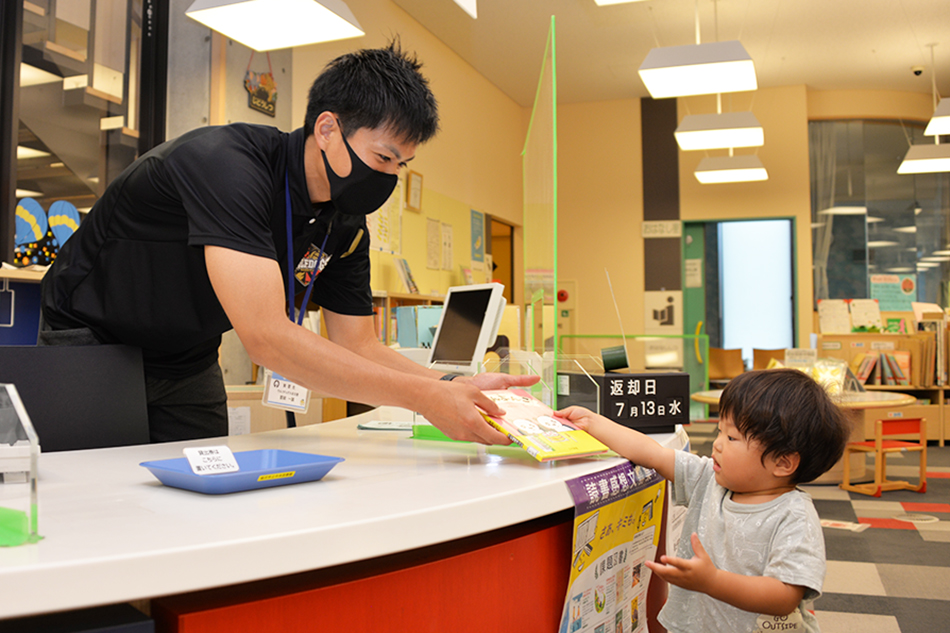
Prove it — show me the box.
[883,352,910,386]
[817,299,851,334]
[852,353,878,384]
[480,389,609,462]
[879,352,895,385]
[891,350,912,386]
[395,258,419,294]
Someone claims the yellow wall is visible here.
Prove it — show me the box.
[289,0,527,297]
[807,89,934,122]
[558,99,645,336]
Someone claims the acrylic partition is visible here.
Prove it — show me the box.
[558,334,710,420]
[522,17,557,367]
[0,383,41,547]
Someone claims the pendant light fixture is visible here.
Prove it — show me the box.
[694,154,767,184]
[451,0,477,19]
[899,44,950,175]
[639,40,756,99]
[186,0,364,52]
[924,99,950,137]
[665,1,766,183]
[897,144,950,175]
[675,110,763,151]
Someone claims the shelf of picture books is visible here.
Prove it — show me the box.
[816,332,947,443]
[371,290,444,345]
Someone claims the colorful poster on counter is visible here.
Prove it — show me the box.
[560,462,665,633]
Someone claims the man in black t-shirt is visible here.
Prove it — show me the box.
[40,42,536,443]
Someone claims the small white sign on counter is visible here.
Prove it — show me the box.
[183,446,239,475]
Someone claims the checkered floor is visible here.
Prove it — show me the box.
[684,422,950,633]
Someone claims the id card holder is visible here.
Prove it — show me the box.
[262,368,311,414]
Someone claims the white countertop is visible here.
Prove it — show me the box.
[0,406,686,619]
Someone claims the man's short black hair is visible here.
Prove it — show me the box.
[304,40,439,145]
[719,369,850,485]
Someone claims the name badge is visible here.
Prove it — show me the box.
[262,368,311,413]
[183,445,240,475]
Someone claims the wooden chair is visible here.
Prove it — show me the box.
[840,418,927,497]
[708,347,745,386]
[753,348,785,370]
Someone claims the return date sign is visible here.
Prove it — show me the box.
[598,371,690,433]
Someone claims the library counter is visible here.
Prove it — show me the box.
[1,406,687,631]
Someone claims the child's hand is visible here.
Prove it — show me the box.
[557,406,604,433]
[645,533,718,594]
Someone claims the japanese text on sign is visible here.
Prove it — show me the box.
[607,377,682,419]
[183,446,240,475]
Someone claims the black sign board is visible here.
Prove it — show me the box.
[558,371,689,434]
[597,371,689,433]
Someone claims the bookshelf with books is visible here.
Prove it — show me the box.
[816,333,946,444]
[371,290,444,345]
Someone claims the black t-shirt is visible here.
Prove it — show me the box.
[41,124,373,379]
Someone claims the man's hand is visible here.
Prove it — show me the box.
[645,533,718,593]
[414,373,539,445]
[464,372,540,392]
[417,379,515,445]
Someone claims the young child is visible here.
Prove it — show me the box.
[560,368,850,633]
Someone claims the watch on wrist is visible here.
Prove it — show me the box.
[440,373,462,381]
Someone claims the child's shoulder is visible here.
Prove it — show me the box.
[774,488,822,523]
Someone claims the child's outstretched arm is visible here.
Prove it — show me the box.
[646,533,806,616]
[559,406,675,482]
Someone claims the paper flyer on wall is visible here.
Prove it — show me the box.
[560,462,665,633]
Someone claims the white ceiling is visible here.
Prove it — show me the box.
[392,0,950,108]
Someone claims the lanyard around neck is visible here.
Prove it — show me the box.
[285,173,329,326]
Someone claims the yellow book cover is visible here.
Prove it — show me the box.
[480,389,609,462]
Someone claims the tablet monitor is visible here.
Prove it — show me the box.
[428,282,506,375]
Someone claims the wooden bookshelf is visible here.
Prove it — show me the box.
[371,290,444,345]
[816,334,946,444]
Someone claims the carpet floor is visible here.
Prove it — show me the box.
[684,421,950,633]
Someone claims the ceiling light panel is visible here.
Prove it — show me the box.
[897,143,950,174]
[675,112,764,151]
[694,155,768,184]
[925,99,950,136]
[639,41,757,99]
[186,0,364,52]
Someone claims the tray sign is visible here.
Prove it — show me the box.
[183,446,239,475]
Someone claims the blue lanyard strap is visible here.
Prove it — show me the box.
[285,173,329,326]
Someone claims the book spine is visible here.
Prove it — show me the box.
[885,353,909,386]
[483,414,522,449]
[879,352,895,385]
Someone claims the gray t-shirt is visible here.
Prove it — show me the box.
[659,450,826,633]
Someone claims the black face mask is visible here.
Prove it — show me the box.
[321,129,398,216]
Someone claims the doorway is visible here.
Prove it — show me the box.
[489,218,514,304]
[684,219,796,371]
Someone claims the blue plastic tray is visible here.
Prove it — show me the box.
[140,449,344,494]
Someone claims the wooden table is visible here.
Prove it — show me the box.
[690,389,916,483]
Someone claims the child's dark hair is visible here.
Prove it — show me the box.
[304,40,439,145]
[719,369,850,484]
